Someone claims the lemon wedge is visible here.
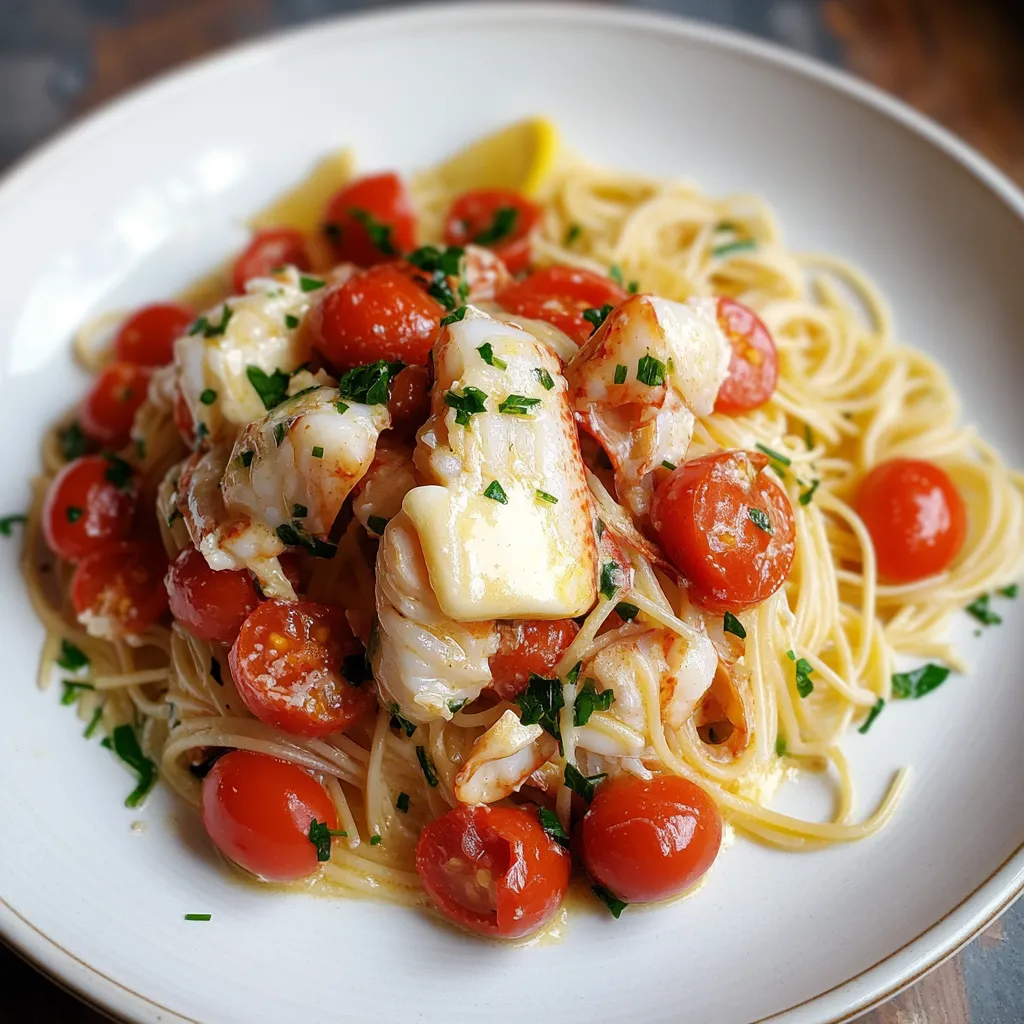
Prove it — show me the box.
[249,148,357,234]
[432,118,558,198]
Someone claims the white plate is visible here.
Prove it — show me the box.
[1,6,1022,1023]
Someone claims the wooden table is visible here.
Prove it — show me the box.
[1,2,1022,1021]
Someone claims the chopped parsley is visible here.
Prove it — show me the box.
[799,479,821,506]
[573,680,615,727]
[497,394,541,415]
[474,206,518,245]
[335,400,349,415]
[246,365,292,410]
[448,698,469,714]
[892,663,950,700]
[998,583,1019,599]
[0,512,29,533]
[599,561,624,601]
[342,653,372,687]
[723,611,746,640]
[582,304,614,335]
[444,385,488,426]
[786,650,814,698]
[366,515,389,536]
[661,460,676,471]
[83,707,103,739]
[59,422,87,461]
[536,489,558,505]
[858,697,885,734]
[210,658,222,686]
[189,305,233,338]
[483,480,508,504]
[966,593,1001,626]
[109,724,158,808]
[613,364,628,385]
[775,735,787,758]
[337,359,403,406]
[293,503,308,518]
[592,884,627,919]
[61,680,94,705]
[104,453,134,490]
[240,449,254,469]
[299,275,325,292]
[396,792,410,813]
[748,507,773,535]
[275,522,336,559]
[804,424,815,449]
[308,818,348,861]
[711,239,758,258]
[614,601,639,622]
[370,834,382,846]
[184,914,211,921]
[273,422,286,447]
[285,314,300,329]
[516,674,564,750]
[349,208,397,256]
[535,367,555,391]
[477,342,507,369]
[755,443,791,467]
[407,245,466,310]
[311,445,324,459]
[416,745,439,787]
[389,703,417,737]
[564,762,606,802]
[565,223,582,246]
[609,264,625,287]
[199,388,217,406]
[636,353,666,387]
[440,305,468,327]
[537,807,570,848]
[57,639,89,672]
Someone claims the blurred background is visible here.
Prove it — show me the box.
[0,1,1023,1022]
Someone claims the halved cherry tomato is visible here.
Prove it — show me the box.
[581,774,722,903]
[714,297,779,414]
[496,267,627,345]
[229,599,375,737]
[651,450,796,613]
[80,361,152,448]
[489,619,580,701]
[232,228,311,294]
[70,540,169,637]
[201,750,337,882]
[387,364,431,437]
[855,458,967,583]
[443,189,541,274]
[114,302,193,366]
[165,547,262,644]
[416,804,569,939]
[42,455,137,562]
[322,172,417,267]
[310,264,443,370]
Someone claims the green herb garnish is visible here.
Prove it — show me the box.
[748,507,773,534]
[799,480,820,506]
[592,884,627,918]
[308,818,348,861]
[599,561,624,601]
[966,594,1001,626]
[614,602,639,621]
[998,584,1019,599]
[498,394,541,415]
[440,305,468,327]
[858,697,885,734]
[103,453,134,490]
[349,208,396,256]
[582,304,614,335]
[712,239,757,258]
[636,353,666,387]
[786,650,814,698]
[275,522,336,559]
[389,703,417,737]
[285,314,300,329]
[537,807,570,848]
[536,490,558,505]
[565,223,582,246]
[109,724,158,808]
[755,443,791,466]
[723,611,746,640]
[59,422,87,461]
[61,680,94,705]
[516,674,564,750]
[483,480,508,504]
[573,680,615,727]
[199,388,217,406]
[892,663,950,700]
[416,746,439,787]
[613,364,627,385]
[564,762,606,802]
[337,359,403,406]
[246,365,292,410]
[474,206,518,245]
[477,342,507,369]
[444,385,488,426]
[311,445,324,459]
[57,639,89,672]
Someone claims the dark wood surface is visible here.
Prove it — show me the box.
[1,1,1023,1021]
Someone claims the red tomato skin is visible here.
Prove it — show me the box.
[387,364,431,437]
[581,774,723,903]
[172,387,195,446]
[80,361,152,448]
[229,599,376,737]
[497,267,627,345]
[310,264,442,370]
[713,298,779,414]
[232,228,311,294]
[416,804,570,939]
[201,750,337,882]
[489,619,580,701]
[443,189,542,274]
[651,450,796,613]
[322,172,417,267]
[855,458,967,582]
[70,540,169,637]
[114,303,193,366]
[166,547,262,644]
[42,455,137,562]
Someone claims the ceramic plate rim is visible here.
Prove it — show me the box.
[1,5,1023,1022]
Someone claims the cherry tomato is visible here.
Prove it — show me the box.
[489,619,580,701]
[497,267,627,345]
[232,228,311,294]
[387,364,431,437]
[713,297,779,414]
[322,172,417,267]
[172,387,195,446]
[310,264,443,370]
[114,303,193,366]
[201,750,337,882]
[855,458,967,582]
[581,774,723,903]
[651,450,796,613]
[42,455,137,562]
[70,540,169,637]
[416,804,569,939]
[443,189,542,274]
[229,599,375,737]
[165,547,262,644]
[80,361,152,449]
